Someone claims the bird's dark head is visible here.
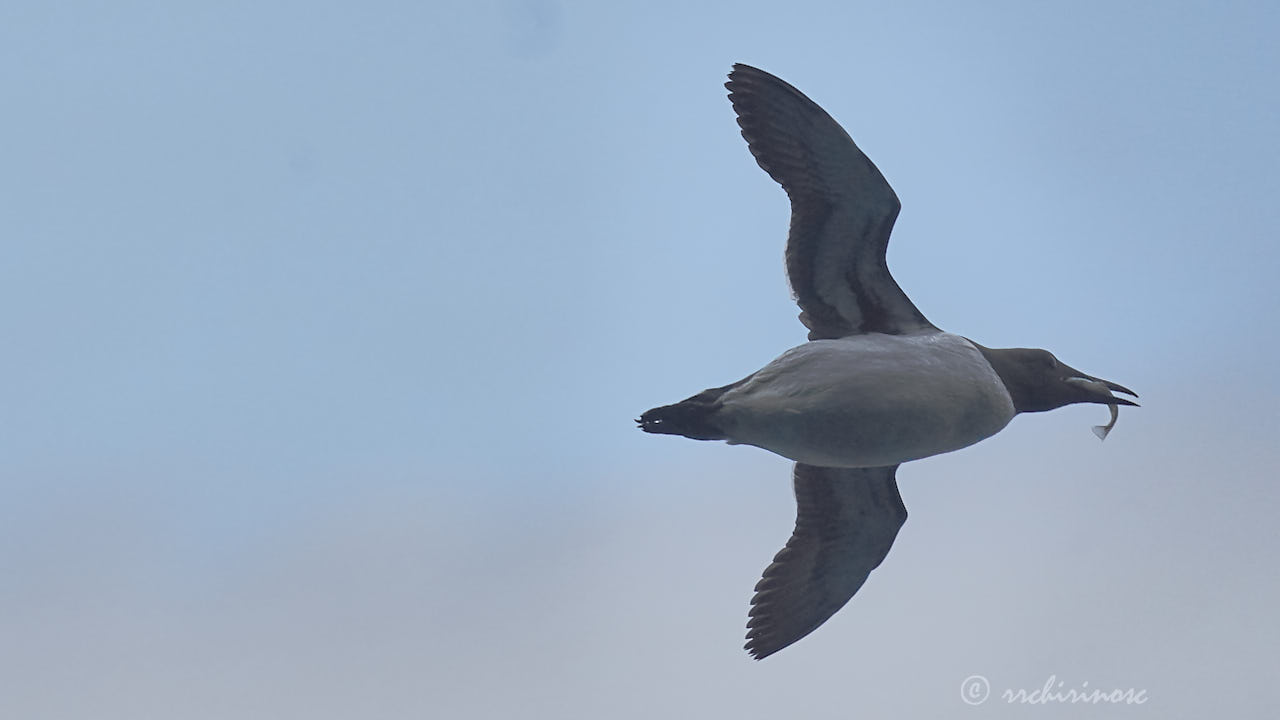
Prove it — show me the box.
[974,345,1138,414]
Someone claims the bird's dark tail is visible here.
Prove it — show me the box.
[637,382,739,441]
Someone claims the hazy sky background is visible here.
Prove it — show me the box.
[3,1,1278,717]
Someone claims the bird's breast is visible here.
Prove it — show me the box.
[717,333,1016,467]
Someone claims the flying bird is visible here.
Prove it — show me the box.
[638,64,1137,660]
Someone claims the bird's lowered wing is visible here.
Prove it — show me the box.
[746,463,907,659]
[726,63,934,339]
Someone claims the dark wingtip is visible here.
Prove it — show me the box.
[744,639,771,661]
[725,62,767,95]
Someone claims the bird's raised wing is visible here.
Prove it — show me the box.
[746,463,907,659]
[726,63,935,339]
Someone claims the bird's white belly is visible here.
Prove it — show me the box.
[717,333,1016,468]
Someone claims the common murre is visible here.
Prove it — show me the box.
[637,64,1138,660]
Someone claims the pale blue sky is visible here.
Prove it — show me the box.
[2,1,1278,717]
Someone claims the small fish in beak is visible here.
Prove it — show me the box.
[1063,375,1136,440]
[1092,403,1120,441]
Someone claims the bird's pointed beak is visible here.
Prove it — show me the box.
[1063,375,1140,406]
[1094,377,1138,399]
[1061,369,1137,441]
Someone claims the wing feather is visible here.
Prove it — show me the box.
[745,463,907,659]
[726,64,935,338]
